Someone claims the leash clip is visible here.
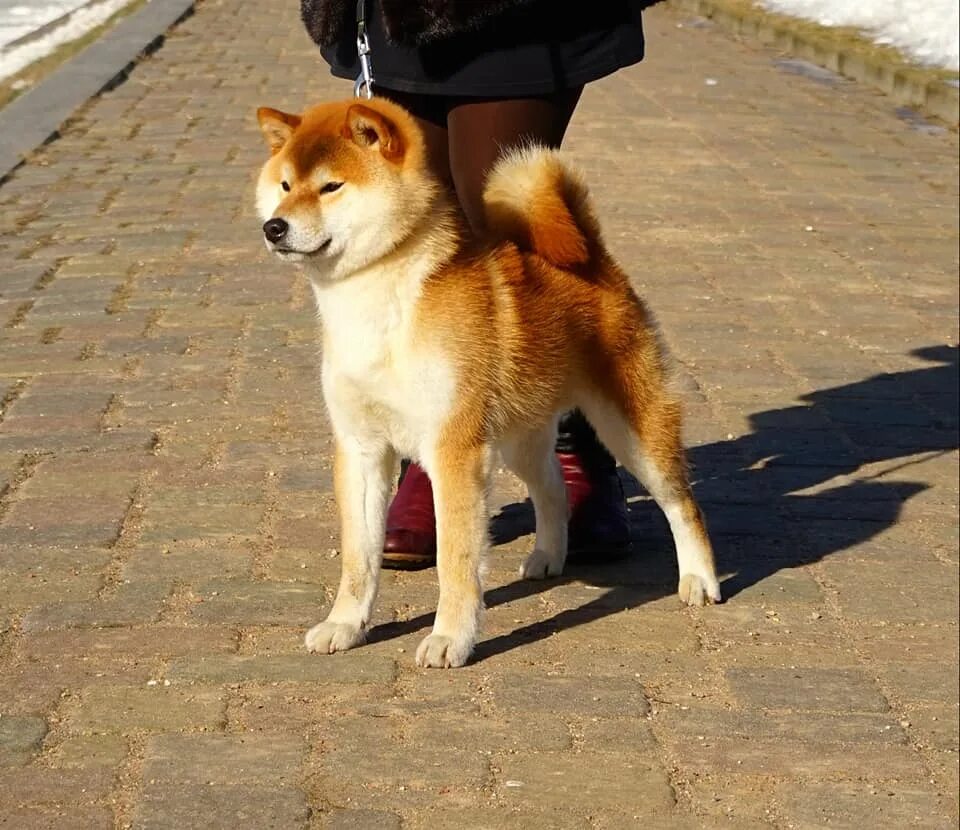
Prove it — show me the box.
[354,26,374,99]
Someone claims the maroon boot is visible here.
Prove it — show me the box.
[557,411,631,562]
[382,462,437,569]
[383,411,629,568]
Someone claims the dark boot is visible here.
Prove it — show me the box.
[556,411,631,561]
[382,462,437,569]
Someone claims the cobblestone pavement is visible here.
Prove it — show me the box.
[0,1,958,828]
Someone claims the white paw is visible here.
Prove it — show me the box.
[678,573,722,607]
[304,620,365,654]
[415,633,473,668]
[519,548,564,580]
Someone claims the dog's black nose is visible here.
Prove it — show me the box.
[263,218,289,244]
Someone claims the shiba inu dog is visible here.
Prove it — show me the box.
[255,97,721,668]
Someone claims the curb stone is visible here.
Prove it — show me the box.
[666,0,960,126]
[0,0,196,184]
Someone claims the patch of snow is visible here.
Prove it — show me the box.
[0,1,95,46]
[758,0,960,71]
[0,0,133,82]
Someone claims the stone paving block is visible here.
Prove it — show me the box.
[492,674,651,717]
[0,546,114,575]
[707,567,825,606]
[678,773,781,826]
[654,705,908,745]
[122,544,256,582]
[17,457,143,499]
[22,581,170,632]
[819,557,960,625]
[0,520,120,548]
[725,666,890,712]
[515,646,725,705]
[265,548,341,584]
[190,579,327,625]
[272,514,340,550]
[365,670,485,716]
[0,644,164,710]
[0,715,47,766]
[318,735,490,793]
[23,626,239,661]
[0,806,114,829]
[277,464,334,493]
[578,718,659,752]
[701,603,850,649]
[133,783,310,830]
[775,782,953,829]
[142,733,304,785]
[167,654,396,686]
[3,494,130,547]
[139,504,265,544]
[672,736,927,781]
[67,686,225,733]
[317,810,402,830]
[0,765,116,805]
[52,735,128,769]
[0,571,103,613]
[902,704,959,753]
[229,684,391,733]
[875,662,959,706]
[400,808,592,830]
[496,753,675,815]
[407,711,572,753]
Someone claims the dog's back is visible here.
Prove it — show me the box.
[415,145,668,441]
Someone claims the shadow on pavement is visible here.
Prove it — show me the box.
[368,344,958,662]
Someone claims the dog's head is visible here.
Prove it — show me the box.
[255,98,434,279]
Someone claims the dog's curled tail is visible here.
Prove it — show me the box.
[482,145,604,270]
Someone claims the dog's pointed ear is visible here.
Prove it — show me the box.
[257,107,301,153]
[342,103,404,161]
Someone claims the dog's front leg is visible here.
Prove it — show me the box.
[305,438,395,654]
[416,441,489,669]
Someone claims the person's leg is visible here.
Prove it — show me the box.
[445,91,581,231]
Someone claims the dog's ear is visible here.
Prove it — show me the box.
[342,103,405,161]
[257,108,301,153]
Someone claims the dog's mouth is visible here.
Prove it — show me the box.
[271,238,332,258]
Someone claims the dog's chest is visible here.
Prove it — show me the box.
[321,310,456,441]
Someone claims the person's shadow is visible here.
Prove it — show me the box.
[369,344,958,661]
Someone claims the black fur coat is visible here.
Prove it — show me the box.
[301,0,663,49]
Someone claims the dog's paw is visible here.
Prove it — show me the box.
[415,633,473,668]
[304,620,366,654]
[519,548,564,580]
[678,573,722,607]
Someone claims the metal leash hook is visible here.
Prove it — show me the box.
[354,0,374,99]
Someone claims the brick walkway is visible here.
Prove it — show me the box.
[1,2,957,828]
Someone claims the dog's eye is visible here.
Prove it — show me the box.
[320,181,343,194]
[281,181,290,192]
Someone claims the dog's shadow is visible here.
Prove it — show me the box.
[368,345,958,662]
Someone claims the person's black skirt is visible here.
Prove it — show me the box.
[321,1,646,97]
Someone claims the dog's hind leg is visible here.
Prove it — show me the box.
[579,392,721,606]
[500,422,569,580]
[416,439,490,668]
[305,438,396,654]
